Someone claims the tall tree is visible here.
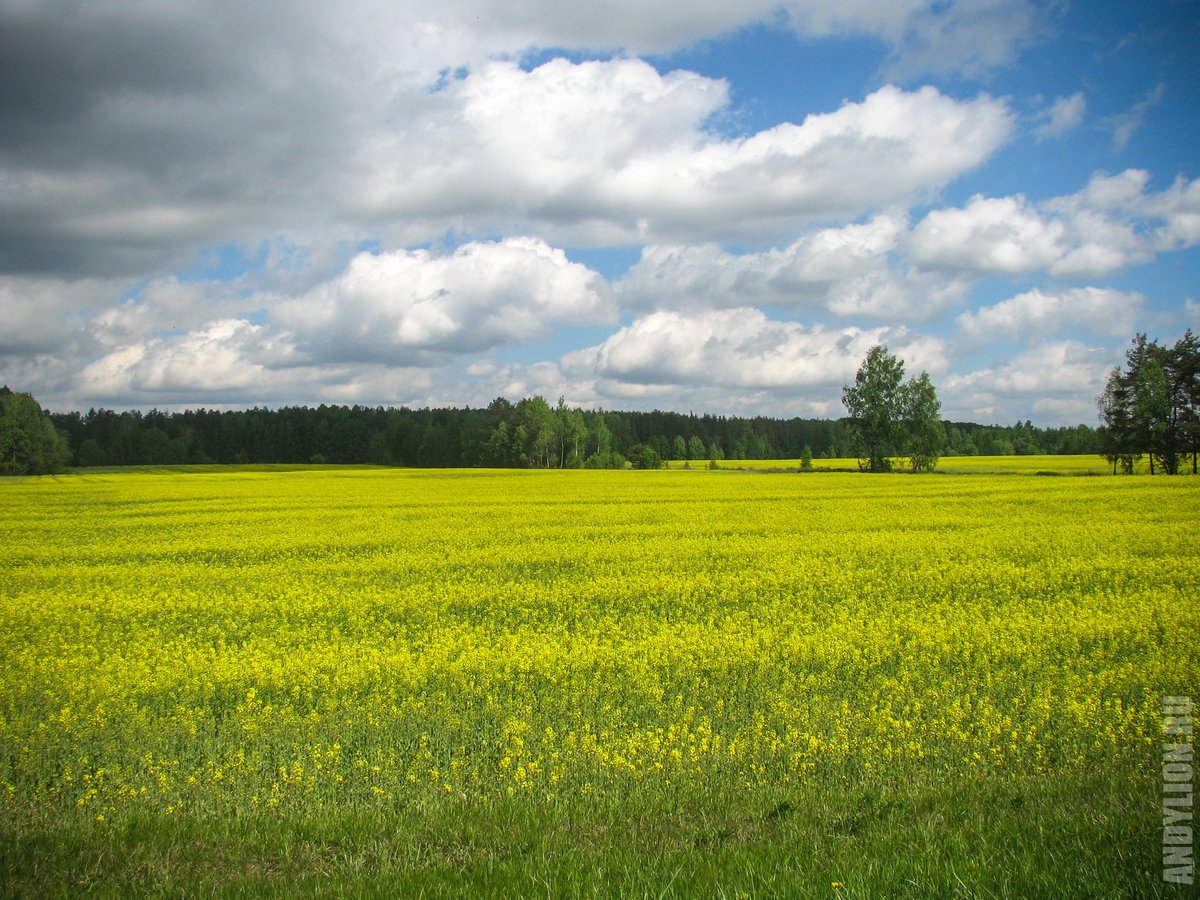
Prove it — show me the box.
[0,387,71,475]
[1170,329,1200,474]
[842,346,907,472]
[903,371,946,472]
[1097,366,1138,474]
[1097,332,1196,474]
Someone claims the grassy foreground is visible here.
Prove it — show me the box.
[1,467,1197,896]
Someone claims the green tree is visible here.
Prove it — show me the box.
[1173,329,1200,474]
[842,347,945,473]
[0,388,71,475]
[903,371,945,472]
[800,444,813,470]
[518,396,554,468]
[687,435,705,461]
[842,346,907,472]
[1098,366,1138,473]
[1098,334,1188,474]
[672,435,687,461]
[628,443,662,469]
[556,400,587,468]
[1134,356,1172,474]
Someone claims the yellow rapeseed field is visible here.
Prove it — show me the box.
[1,467,1197,830]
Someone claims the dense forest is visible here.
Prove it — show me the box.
[39,395,1101,470]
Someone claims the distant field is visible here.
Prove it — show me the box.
[670,453,1117,474]
[2,467,1197,896]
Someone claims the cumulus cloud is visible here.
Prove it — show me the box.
[941,340,1112,423]
[0,2,1025,279]
[911,195,1070,274]
[616,214,968,320]
[74,317,439,408]
[360,67,1013,245]
[61,237,611,405]
[957,287,1144,342]
[617,215,903,310]
[0,275,126,355]
[910,169,1200,279]
[1034,92,1085,140]
[562,308,946,394]
[272,237,613,365]
[620,167,1200,322]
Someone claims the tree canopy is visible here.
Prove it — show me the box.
[0,387,72,475]
[842,346,946,473]
[1097,331,1199,475]
[10,390,1104,472]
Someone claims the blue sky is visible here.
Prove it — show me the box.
[1,1,1198,425]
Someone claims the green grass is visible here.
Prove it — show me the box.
[1,766,1168,898]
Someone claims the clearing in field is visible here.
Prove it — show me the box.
[1,466,1197,897]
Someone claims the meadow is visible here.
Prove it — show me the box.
[1,463,1197,897]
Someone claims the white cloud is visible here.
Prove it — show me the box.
[563,308,946,393]
[617,215,904,310]
[910,195,1067,275]
[616,213,968,320]
[273,237,614,365]
[941,340,1112,424]
[910,169,1200,279]
[1047,168,1200,264]
[73,318,437,407]
[1184,298,1200,328]
[0,275,127,355]
[0,3,1026,279]
[360,66,1013,245]
[78,320,269,397]
[957,287,1144,342]
[1140,175,1200,250]
[1034,92,1085,140]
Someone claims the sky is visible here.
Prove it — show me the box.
[2,1,1198,425]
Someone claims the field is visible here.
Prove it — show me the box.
[2,464,1198,897]
[670,454,1115,474]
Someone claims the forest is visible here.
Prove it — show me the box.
[34,395,1100,471]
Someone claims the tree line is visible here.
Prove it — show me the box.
[1097,330,1200,474]
[0,388,1099,477]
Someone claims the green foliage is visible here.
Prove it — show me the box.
[46,394,1102,471]
[903,371,945,473]
[800,445,813,469]
[0,387,71,475]
[842,346,906,472]
[583,450,627,469]
[842,347,945,473]
[1097,331,1199,474]
[628,443,663,469]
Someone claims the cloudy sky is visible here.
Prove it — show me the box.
[2,1,1198,424]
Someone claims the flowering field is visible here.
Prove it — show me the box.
[670,453,1114,474]
[2,467,1197,896]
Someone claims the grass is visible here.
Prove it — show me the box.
[1,767,1165,898]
